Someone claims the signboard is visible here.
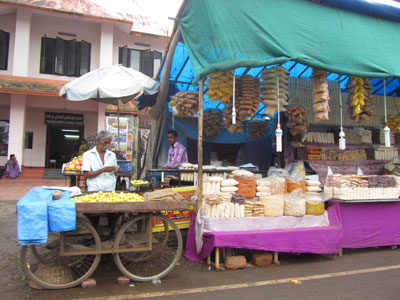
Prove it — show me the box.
[45,112,84,126]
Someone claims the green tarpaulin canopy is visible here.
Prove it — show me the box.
[179,0,400,83]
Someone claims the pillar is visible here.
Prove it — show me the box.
[12,8,31,76]
[98,22,113,132]
[98,102,106,131]
[8,94,27,166]
[99,22,113,68]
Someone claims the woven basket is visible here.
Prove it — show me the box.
[29,263,73,289]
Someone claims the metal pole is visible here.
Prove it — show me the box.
[196,78,204,214]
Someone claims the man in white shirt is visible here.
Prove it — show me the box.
[82,130,119,191]
[82,130,120,232]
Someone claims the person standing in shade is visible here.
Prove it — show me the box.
[82,130,120,234]
[148,129,188,187]
[5,154,20,179]
[163,129,188,169]
[78,138,88,156]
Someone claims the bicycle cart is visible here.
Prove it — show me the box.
[20,201,189,289]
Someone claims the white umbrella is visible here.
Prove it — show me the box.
[59,64,160,104]
[59,64,160,149]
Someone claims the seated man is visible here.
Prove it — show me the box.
[149,129,188,187]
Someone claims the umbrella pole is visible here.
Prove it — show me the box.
[196,78,204,214]
[118,100,120,149]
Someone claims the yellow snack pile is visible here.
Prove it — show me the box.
[349,77,365,117]
[74,191,144,203]
[130,179,149,185]
[387,115,400,133]
[206,70,233,103]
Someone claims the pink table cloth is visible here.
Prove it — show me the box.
[185,205,343,261]
[329,200,400,248]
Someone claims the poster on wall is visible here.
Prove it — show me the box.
[106,116,129,159]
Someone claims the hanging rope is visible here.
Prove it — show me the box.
[338,87,346,150]
[384,78,387,124]
[232,70,236,124]
[275,71,283,152]
[383,78,391,147]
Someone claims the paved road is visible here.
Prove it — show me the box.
[2,200,400,300]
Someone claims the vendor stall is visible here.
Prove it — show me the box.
[137,0,400,270]
[17,187,190,289]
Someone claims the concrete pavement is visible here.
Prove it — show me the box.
[0,178,68,201]
[1,179,400,300]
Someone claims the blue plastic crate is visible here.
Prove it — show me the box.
[117,160,132,172]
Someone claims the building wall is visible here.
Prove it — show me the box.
[1,94,100,167]
[0,6,167,167]
[28,13,101,80]
[23,109,46,167]
[0,94,10,166]
[0,12,16,76]
[112,26,166,65]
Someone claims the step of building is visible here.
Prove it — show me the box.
[1,167,45,180]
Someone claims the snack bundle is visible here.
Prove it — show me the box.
[256,178,272,197]
[232,169,257,198]
[236,75,261,117]
[244,201,264,217]
[206,71,234,103]
[286,105,309,136]
[260,66,289,117]
[312,69,330,121]
[202,176,223,194]
[248,120,267,139]
[199,165,327,218]
[170,91,199,118]
[204,109,223,137]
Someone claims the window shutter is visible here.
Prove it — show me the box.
[153,51,162,78]
[40,37,56,74]
[119,46,129,67]
[0,30,9,70]
[129,49,140,71]
[140,49,154,77]
[79,40,91,75]
[55,37,66,75]
[66,39,77,76]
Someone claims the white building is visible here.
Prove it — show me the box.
[0,0,169,168]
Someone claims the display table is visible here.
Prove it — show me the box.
[308,160,386,186]
[147,168,268,187]
[185,205,343,262]
[329,200,400,249]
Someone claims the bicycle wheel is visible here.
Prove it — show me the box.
[20,217,101,289]
[113,214,183,281]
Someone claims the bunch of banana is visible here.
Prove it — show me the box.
[206,70,233,103]
[74,191,144,203]
[348,77,373,123]
[349,77,365,116]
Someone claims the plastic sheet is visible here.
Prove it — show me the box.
[17,187,52,245]
[48,191,76,233]
[17,187,76,245]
